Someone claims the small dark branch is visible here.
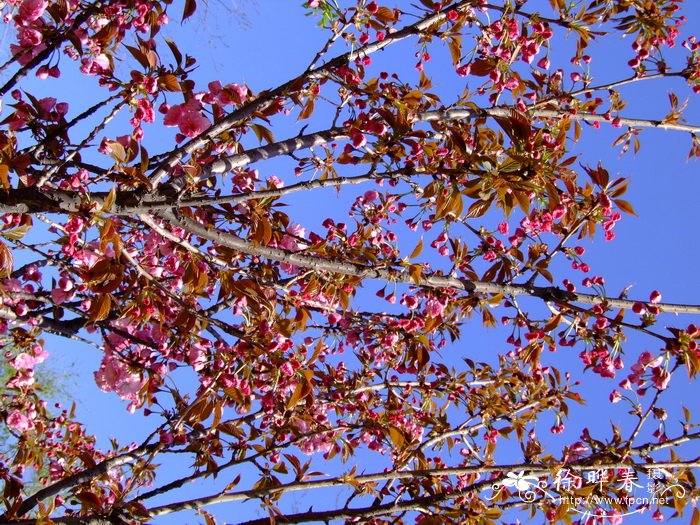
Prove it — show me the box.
[0,2,105,97]
[0,187,88,214]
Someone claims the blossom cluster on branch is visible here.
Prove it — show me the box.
[0,0,699,524]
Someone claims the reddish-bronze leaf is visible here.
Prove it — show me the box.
[182,0,197,21]
[88,294,112,322]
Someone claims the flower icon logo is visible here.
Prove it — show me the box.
[502,471,540,492]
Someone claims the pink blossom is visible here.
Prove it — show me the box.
[80,54,111,75]
[482,250,497,261]
[607,509,623,525]
[278,225,307,273]
[135,98,155,124]
[73,248,100,269]
[216,85,240,106]
[159,430,174,445]
[363,190,379,202]
[225,83,248,103]
[483,429,498,444]
[33,345,49,364]
[12,352,35,370]
[188,342,207,371]
[503,76,520,90]
[18,0,47,23]
[64,216,84,234]
[17,27,42,46]
[177,109,210,138]
[163,104,210,138]
[424,298,445,318]
[23,264,42,281]
[651,367,670,390]
[402,294,419,310]
[10,42,46,66]
[456,64,471,77]
[367,120,387,135]
[267,175,284,188]
[49,460,63,482]
[7,369,35,388]
[280,361,294,376]
[51,287,73,304]
[565,441,589,460]
[164,104,186,126]
[6,409,33,432]
[351,131,367,149]
[94,354,145,403]
[609,389,622,403]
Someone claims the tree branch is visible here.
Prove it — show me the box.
[0,167,416,216]
[158,211,700,315]
[14,443,160,517]
[145,459,700,520]
[202,127,346,177]
[420,108,700,135]
[146,0,477,187]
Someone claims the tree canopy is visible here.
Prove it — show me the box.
[0,0,699,524]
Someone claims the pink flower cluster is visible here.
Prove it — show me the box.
[579,347,624,379]
[598,193,622,241]
[10,0,48,67]
[274,223,308,274]
[5,343,49,390]
[163,100,211,139]
[203,81,249,107]
[299,431,336,456]
[6,408,35,432]
[520,205,566,235]
[621,351,670,393]
[94,353,146,411]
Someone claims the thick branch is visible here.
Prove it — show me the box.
[0,168,413,215]
[147,0,476,186]
[203,127,346,176]
[14,443,160,517]
[420,108,700,134]
[158,211,700,315]
[0,305,87,341]
[4,98,698,215]
[146,459,700,519]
